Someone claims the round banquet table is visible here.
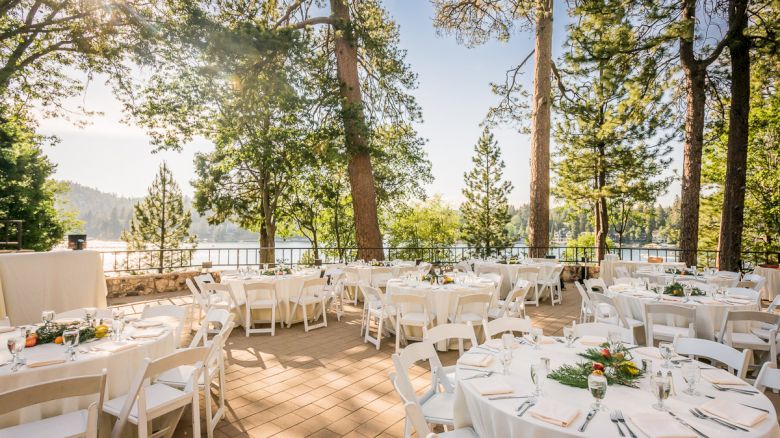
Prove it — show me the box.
[755,266,780,301]
[345,263,418,285]
[453,339,780,438]
[633,271,740,289]
[385,279,493,349]
[605,285,758,340]
[0,317,177,429]
[474,261,562,297]
[222,271,322,325]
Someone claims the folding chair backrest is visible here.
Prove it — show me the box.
[719,310,780,341]
[0,369,107,416]
[244,281,276,302]
[767,295,780,314]
[485,316,533,338]
[645,303,695,320]
[141,304,186,322]
[674,336,751,378]
[574,323,632,343]
[392,293,428,317]
[584,278,607,293]
[454,293,491,322]
[424,322,477,349]
[146,346,210,381]
[454,261,472,273]
[186,278,206,305]
[588,292,629,327]
[191,309,235,347]
[301,278,327,297]
[575,282,591,306]
[344,267,360,283]
[614,266,631,279]
[755,363,780,392]
[505,282,531,308]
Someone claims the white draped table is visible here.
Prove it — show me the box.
[222,271,322,325]
[454,340,780,437]
[600,259,687,286]
[755,266,780,301]
[0,251,107,325]
[606,285,758,340]
[474,261,562,297]
[0,317,177,429]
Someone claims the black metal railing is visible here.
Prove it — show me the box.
[98,244,780,274]
[0,220,23,250]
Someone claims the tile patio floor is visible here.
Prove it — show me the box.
[109,283,780,437]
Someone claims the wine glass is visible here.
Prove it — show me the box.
[84,307,96,326]
[587,372,608,411]
[650,372,671,410]
[681,362,701,395]
[654,285,663,302]
[41,310,55,326]
[530,362,547,396]
[6,338,18,364]
[563,326,575,348]
[682,284,692,302]
[530,328,543,350]
[499,349,513,376]
[659,342,674,369]
[63,329,79,361]
[111,318,124,341]
[608,331,622,351]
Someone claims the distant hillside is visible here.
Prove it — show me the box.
[58,181,260,242]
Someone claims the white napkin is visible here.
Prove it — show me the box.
[26,359,66,368]
[630,413,696,438]
[527,399,580,427]
[633,347,663,359]
[132,319,163,328]
[700,399,768,427]
[92,341,137,353]
[485,339,518,350]
[130,328,166,339]
[700,368,748,386]
[458,353,493,367]
[474,376,513,395]
[0,326,15,334]
[661,295,682,302]
[54,318,81,325]
[579,336,607,347]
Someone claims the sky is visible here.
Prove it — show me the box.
[37,1,681,206]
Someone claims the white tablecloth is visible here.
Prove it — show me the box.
[223,272,321,325]
[474,261,561,297]
[454,340,780,437]
[0,318,176,428]
[600,260,686,286]
[606,286,758,340]
[346,264,417,286]
[0,251,108,325]
[755,267,780,300]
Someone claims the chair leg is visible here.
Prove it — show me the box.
[205,379,214,438]
[395,318,401,353]
[303,303,310,332]
[376,315,383,350]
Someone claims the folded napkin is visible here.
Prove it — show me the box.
[700,399,767,427]
[92,341,137,353]
[724,297,753,304]
[661,296,682,302]
[458,353,493,367]
[474,376,513,395]
[630,413,696,438]
[609,285,632,292]
[700,368,747,386]
[578,336,607,346]
[0,326,15,334]
[485,339,519,350]
[527,399,580,427]
[130,328,166,339]
[132,319,164,328]
[54,318,81,325]
[695,298,718,305]
[633,347,662,359]
[26,359,66,368]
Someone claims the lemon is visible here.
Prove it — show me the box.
[95,325,109,339]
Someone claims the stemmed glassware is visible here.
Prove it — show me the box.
[608,330,622,351]
[650,372,671,411]
[500,334,513,375]
[84,307,97,326]
[654,285,663,302]
[682,284,692,303]
[530,360,548,396]
[7,330,25,370]
[658,342,674,369]
[62,329,79,361]
[587,372,607,411]
[41,310,55,326]
[530,328,543,350]
[681,362,701,395]
[563,325,575,348]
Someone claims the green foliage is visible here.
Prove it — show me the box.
[663,282,705,297]
[548,344,643,388]
[460,128,514,255]
[387,195,460,260]
[563,232,613,261]
[35,322,95,345]
[121,163,195,272]
[0,113,71,250]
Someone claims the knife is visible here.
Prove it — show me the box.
[668,412,709,438]
[578,409,597,432]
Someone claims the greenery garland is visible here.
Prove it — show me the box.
[35,323,96,345]
[261,268,292,276]
[548,344,644,388]
[663,282,706,297]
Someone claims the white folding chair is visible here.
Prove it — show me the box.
[55,308,113,320]
[484,316,533,339]
[518,266,540,307]
[187,278,229,329]
[343,267,362,305]
[584,278,608,294]
[398,397,477,438]
[327,278,347,321]
[391,343,455,436]
[755,362,780,392]
[574,282,595,323]
[242,282,277,336]
[489,281,531,319]
[767,295,780,315]
[141,304,187,346]
[189,308,235,348]
[0,370,106,438]
[424,322,477,357]
[574,322,633,343]
[417,262,433,276]
[587,292,642,343]
[361,285,395,349]
[448,294,491,340]
[741,273,766,294]
[644,303,695,346]
[393,293,432,353]
[454,261,472,273]
[287,278,328,332]
[717,310,780,367]
[104,346,210,438]
[726,287,762,307]
[371,267,393,289]
[673,335,752,379]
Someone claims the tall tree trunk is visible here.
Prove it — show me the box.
[527,0,553,258]
[679,63,706,268]
[595,167,609,261]
[717,0,750,271]
[331,0,384,261]
[259,222,276,265]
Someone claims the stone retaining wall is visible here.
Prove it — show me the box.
[106,270,222,298]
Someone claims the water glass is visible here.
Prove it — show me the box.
[530,362,547,396]
[563,326,574,348]
[111,318,124,341]
[681,362,701,395]
[683,285,692,302]
[659,342,674,369]
[587,372,608,411]
[608,331,622,350]
[499,349,512,375]
[63,329,79,361]
[531,329,543,350]
[41,310,55,325]
[650,372,671,410]
[6,338,18,364]
[84,307,97,325]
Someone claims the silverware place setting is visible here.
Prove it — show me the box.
[487,394,532,401]
[578,408,597,432]
[712,383,759,395]
[610,411,625,436]
[462,371,493,380]
[615,410,636,438]
[516,399,536,417]
[689,408,748,431]
[668,411,709,438]
[703,395,769,412]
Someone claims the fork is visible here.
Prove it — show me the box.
[668,411,709,438]
[463,371,493,380]
[518,400,536,417]
[712,384,758,395]
[610,411,625,437]
[616,410,637,438]
[691,408,748,432]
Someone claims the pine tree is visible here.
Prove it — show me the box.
[121,163,195,273]
[460,128,514,256]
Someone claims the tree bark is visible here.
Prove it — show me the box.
[717,0,750,271]
[527,0,553,258]
[330,0,384,261]
[259,221,276,265]
[679,62,706,268]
